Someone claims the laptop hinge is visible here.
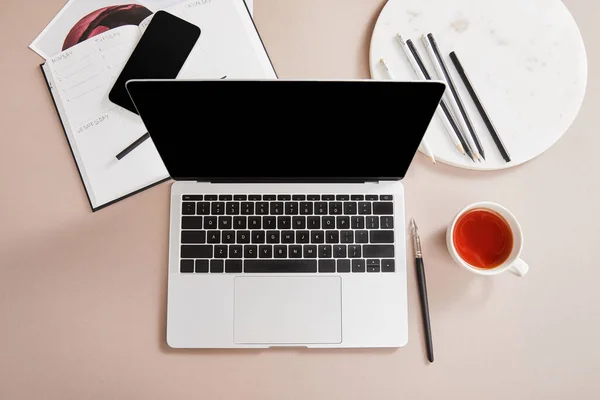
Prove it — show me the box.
[201,179,376,184]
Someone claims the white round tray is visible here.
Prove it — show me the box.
[369,0,587,170]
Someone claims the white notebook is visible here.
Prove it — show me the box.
[41,0,276,211]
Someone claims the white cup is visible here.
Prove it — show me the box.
[446,202,529,277]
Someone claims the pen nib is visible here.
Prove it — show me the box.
[410,218,418,235]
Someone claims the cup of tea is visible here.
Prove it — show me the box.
[446,202,529,277]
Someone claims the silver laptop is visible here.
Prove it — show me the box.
[127,79,444,348]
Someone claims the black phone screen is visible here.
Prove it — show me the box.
[108,10,200,114]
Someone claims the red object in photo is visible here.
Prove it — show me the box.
[62,4,152,51]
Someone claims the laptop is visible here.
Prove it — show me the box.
[126,79,445,348]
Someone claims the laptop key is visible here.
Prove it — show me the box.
[367,259,380,273]
[210,260,224,273]
[204,216,217,229]
[248,216,261,229]
[292,195,306,201]
[219,195,232,201]
[318,245,332,258]
[266,231,280,244]
[229,245,243,258]
[245,259,317,273]
[259,245,273,258]
[180,259,194,273]
[337,216,350,229]
[205,195,217,201]
[349,245,362,258]
[274,245,287,258]
[181,230,206,244]
[352,259,366,272]
[237,231,250,243]
[341,230,354,243]
[218,216,232,229]
[233,216,246,229]
[277,195,291,201]
[270,202,284,215]
[373,202,394,215]
[318,260,336,273]
[336,195,350,201]
[366,216,379,229]
[196,202,210,215]
[195,260,209,273]
[337,259,351,272]
[380,216,394,229]
[222,231,235,244]
[244,245,257,258]
[363,245,394,258]
[181,245,212,259]
[292,216,306,230]
[241,202,254,215]
[183,195,203,201]
[182,202,195,215]
[214,245,227,258]
[226,202,240,215]
[350,195,364,201]
[380,195,393,201]
[207,231,220,243]
[252,231,265,243]
[211,202,225,215]
[289,245,302,258]
[366,195,378,201]
[311,230,324,244]
[307,195,320,201]
[358,202,372,215]
[263,195,276,201]
[248,195,261,201]
[370,230,394,243]
[234,195,247,201]
[315,202,328,215]
[333,245,347,258]
[277,216,291,230]
[322,216,335,229]
[182,216,203,229]
[356,230,369,243]
[343,202,357,215]
[303,245,317,258]
[297,231,310,243]
[300,202,313,215]
[382,259,395,272]
[285,202,299,215]
[326,230,339,244]
[282,231,295,243]
[225,260,242,273]
[329,202,342,215]
[263,216,276,229]
[307,216,320,230]
[351,216,365,229]
[256,202,269,215]
[322,195,335,201]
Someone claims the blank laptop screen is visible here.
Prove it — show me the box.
[126,79,444,181]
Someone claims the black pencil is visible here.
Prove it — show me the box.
[115,132,150,160]
[404,38,476,162]
[449,51,511,162]
[426,33,486,160]
[410,218,434,363]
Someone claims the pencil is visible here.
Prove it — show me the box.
[397,34,475,161]
[422,33,486,161]
[380,58,436,164]
[449,51,511,162]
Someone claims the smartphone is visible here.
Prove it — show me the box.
[108,11,200,114]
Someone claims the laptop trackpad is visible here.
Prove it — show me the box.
[234,276,342,345]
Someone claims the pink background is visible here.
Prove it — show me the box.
[1,0,599,398]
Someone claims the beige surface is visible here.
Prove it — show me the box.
[0,0,599,398]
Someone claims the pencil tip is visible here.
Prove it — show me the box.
[456,144,465,155]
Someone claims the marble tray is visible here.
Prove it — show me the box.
[369,0,587,170]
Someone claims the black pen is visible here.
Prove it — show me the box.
[423,33,486,161]
[449,51,511,162]
[410,218,434,363]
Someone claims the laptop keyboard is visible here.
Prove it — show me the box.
[179,194,395,274]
